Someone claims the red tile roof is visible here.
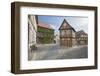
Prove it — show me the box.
[38,21,53,30]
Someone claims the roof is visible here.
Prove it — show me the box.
[76,30,88,37]
[38,21,54,30]
[59,19,76,32]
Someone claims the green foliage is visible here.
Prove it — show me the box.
[38,27,54,34]
[37,27,54,44]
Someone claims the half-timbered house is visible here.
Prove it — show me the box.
[76,30,88,45]
[59,19,76,47]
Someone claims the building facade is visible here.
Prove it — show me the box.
[37,22,54,44]
[54,34,60,44]
[28,15,37,47]
[28,15,37,60]
[76,30,88,45]
[59,19,76,47]
[59,19,88,47]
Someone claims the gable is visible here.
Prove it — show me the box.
[59,19,71,30]
[75,30,88,37]
[59,19,76,32]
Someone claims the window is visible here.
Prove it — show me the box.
[61,30,65,36]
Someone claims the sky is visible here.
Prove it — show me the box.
[37,15,88,35]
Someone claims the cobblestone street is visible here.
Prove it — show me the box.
[29,44,88,60]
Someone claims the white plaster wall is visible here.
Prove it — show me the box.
[28,15,37,46]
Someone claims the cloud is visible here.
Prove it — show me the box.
[66,17,88,33]
[49,24,59,35]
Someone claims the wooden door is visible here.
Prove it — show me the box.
[64,38,72,47]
